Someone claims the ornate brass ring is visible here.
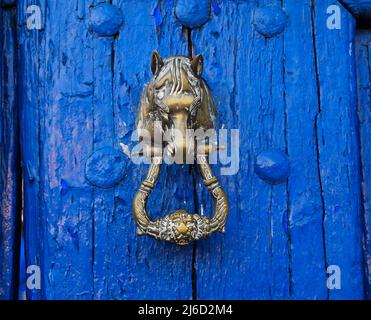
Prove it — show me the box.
[133,155,229,245]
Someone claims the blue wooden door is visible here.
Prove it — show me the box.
[0,0,370,300]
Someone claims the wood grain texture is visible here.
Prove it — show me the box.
[0,2,21,300]
[313,0,364,299]
[283,0,327,299]
[18,0,46,300]
[16,0,368,299]
[192,0,290,299]
[18,0,195,299]
[191,0,365,299]
[356,30,371,299]
[95,0,194,300]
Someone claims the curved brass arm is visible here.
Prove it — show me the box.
[132,155,229,245]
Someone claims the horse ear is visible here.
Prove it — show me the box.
[151,50,163,75]
[191,54,203,77]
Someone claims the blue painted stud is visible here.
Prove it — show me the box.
[175,0,211,29]
[254,5,287,38]
[85,147,127,188]
[88,3,123,37]
[254,150,290,184]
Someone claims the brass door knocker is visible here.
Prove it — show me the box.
[131,51,229,246]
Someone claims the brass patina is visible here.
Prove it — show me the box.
[131,51,229,245]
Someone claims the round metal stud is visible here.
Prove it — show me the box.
[254,5,287,38]
[175,0,211,29]
[254,150,290,184]
[88,3,123,37]
[85,147,127,188]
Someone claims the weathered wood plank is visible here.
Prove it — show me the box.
[0,2,21,300]
[89,0,118,299]
[355,30,371,299]
[192,0,290,299]
[107,0,194,299]
[313,0,365,299]
[19,0,195,299]
[283,0,327,299]
[17,0,44,300]
[192,0,365,300]
[19,0,96,299]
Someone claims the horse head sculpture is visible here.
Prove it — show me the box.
[131,51,229,245]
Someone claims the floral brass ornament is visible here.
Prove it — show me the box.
[130,51,229,245]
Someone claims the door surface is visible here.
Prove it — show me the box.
[0,0,370,300]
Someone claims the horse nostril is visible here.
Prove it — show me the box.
[164,95,194,110]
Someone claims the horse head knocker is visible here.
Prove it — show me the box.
[130,50,229,245]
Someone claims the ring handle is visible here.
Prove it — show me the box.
[132,155,229,245]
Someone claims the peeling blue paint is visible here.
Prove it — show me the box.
[26,162,36,182]
[60,179,69,195]
[153,2,163,28]
[211,1,221,16]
